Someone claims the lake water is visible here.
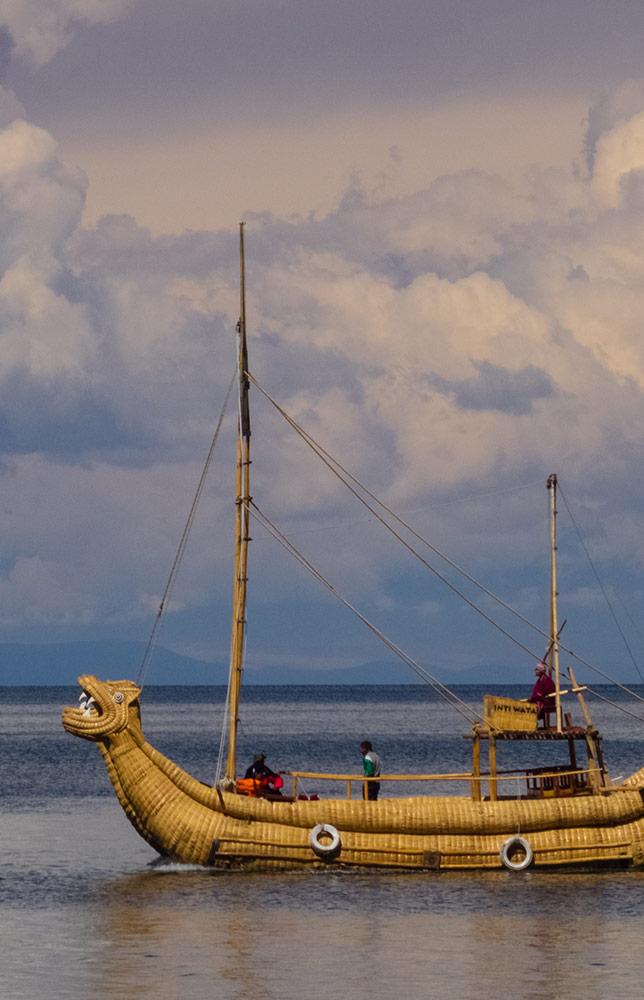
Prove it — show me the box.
[3,684,644,999]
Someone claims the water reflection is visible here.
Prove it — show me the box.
[5,685,644,999]
[78,867,644,1000]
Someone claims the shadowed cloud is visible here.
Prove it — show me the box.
[430,361,555,415]
[0,27,13,83]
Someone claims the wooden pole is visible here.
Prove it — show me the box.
[225,223,252,782]
[547,474,563,732]
[471,732,481,801]
[568,665,594,728]
[568,665,608,790]
[488,735,497,802]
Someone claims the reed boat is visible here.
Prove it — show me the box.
[63,226,644,872]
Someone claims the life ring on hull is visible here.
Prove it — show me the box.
[500,836,534,872]
[310,823,342,860]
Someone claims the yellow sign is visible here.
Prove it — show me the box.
[483,695,537,732]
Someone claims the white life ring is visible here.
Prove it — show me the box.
[309,823,341,859]
[499,835,534,871]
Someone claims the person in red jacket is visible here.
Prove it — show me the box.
[528,662,556,721]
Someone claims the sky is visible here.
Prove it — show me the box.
[3,1,644,687]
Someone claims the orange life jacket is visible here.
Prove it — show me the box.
[235,777,259,797]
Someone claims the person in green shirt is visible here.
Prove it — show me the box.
[360,740,381,800]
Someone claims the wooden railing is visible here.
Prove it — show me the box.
[280,767,602,800]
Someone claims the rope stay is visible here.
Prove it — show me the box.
[214,673,232,786]
[248,499,484,728]
[246,370,644,709]
[136,371,237,687]
[558,483,644,684]
[585,685,644,725]
[247,373,542,631]
[247,371,546,663]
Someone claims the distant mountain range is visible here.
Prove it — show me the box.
[0,641,223,686]
[0,640,528,686]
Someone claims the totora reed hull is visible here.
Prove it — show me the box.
[61,231,644,876]
[63,676,644,873]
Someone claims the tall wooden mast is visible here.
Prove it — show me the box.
[547,473,563,732]
[225,222,251,781]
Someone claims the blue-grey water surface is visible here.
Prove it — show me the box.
[2,684,644,999]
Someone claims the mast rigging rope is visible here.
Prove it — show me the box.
[585,685,644,725]
[247,373,548,659]
[247,370,644,709]
[136,370,236,688]
[558,483,644,684]
[247,499,485,728]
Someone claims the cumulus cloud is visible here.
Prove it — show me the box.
[584,80,644,171]
[591,109,644,209]
[4,84,644,680]
[0,85,25,127]
[2,0,138,66]
[0,118,95,417]
[0,119,86,265]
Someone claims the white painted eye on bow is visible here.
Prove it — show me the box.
[113,691,125,704]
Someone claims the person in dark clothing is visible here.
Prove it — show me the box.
[244,753,284,796]
[360,740,381,800]
[528,662,556,721]
[245,753,276,781]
